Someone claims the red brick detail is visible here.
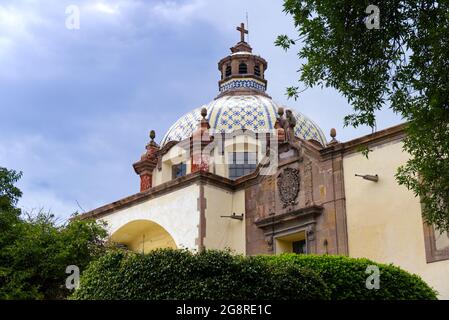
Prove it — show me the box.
[190,111,212,173]
[133,139,160,192]
[191,154,210,173]
[277,128,285,143]
[140,174,152,192]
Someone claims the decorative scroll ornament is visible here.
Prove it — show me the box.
[277,168,300,208]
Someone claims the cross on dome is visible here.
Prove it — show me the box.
[236,23,248,43]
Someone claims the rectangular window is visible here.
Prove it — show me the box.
[423,223,449,263]
[172,163,187,179]
[228,152,257,180]
[292,240,307,254]
[275,231,308,255]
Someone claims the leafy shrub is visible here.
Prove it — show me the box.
[71,249,329,300]
[72,250,437,300]
[258,254,437,300]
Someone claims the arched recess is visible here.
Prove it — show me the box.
[110,219,177,254]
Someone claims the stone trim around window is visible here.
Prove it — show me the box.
[254,205,323,254]
[423,222,449,263]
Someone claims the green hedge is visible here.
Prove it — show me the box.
[257,254,437,300]
[71,249,329,300]
[71,250,437,300]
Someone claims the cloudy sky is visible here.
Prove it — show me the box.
[0,0,402,220]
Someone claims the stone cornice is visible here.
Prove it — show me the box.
[320,123,406,160]
[132,158,158,175]
[76,171,235,220]
[215,90,271,99]
[254,205,323,230]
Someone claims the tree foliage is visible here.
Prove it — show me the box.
[0,167,108,299]
[275,0,449,231]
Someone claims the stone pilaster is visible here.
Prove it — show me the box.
[133,130,160,192]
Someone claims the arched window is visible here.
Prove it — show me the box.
[254,65,261,77]
[225,65,232,77]
[239,63,248,74]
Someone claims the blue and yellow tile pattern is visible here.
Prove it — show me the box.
[160,95,327,146]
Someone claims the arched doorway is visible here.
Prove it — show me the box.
[110,220,177,254]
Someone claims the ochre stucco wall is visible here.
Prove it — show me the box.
[101,184,200,251]
[344,140,449,299]
[203,185,246,254]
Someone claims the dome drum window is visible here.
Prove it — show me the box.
[254,65,261,77]
[239,63,248,74]
[225,65,232,77]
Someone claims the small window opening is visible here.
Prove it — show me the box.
[239,63,248,74]
[254,65,261,77]
[225,65,232,77]
[172,163,187,179]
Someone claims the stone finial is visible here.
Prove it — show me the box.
[145,130,159,154]
[277,107,284,118]
[285,109,296,128]
[329,128,338,144]
[135,130,160,193]
[149,130,156,142]
[201,107,207,119]
[284,109,296,142]
[275,107,286,143]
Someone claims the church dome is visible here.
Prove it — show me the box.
[160,23,326,148]
[160,95,327,146]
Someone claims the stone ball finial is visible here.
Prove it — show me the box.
[330,128,337,139]
[277,107,284,117]
[201,108,207,119]
[149,130,156,141]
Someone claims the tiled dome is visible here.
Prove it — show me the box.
[160,95,327,146]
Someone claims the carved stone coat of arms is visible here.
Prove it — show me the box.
[277,168,300,208]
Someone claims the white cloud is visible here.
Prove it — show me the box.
[85,1,122,15]
[0,6,27,32]
[0,5,31,57]
[150,0,206,24]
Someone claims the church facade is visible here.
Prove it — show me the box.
[78,25,449,299]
